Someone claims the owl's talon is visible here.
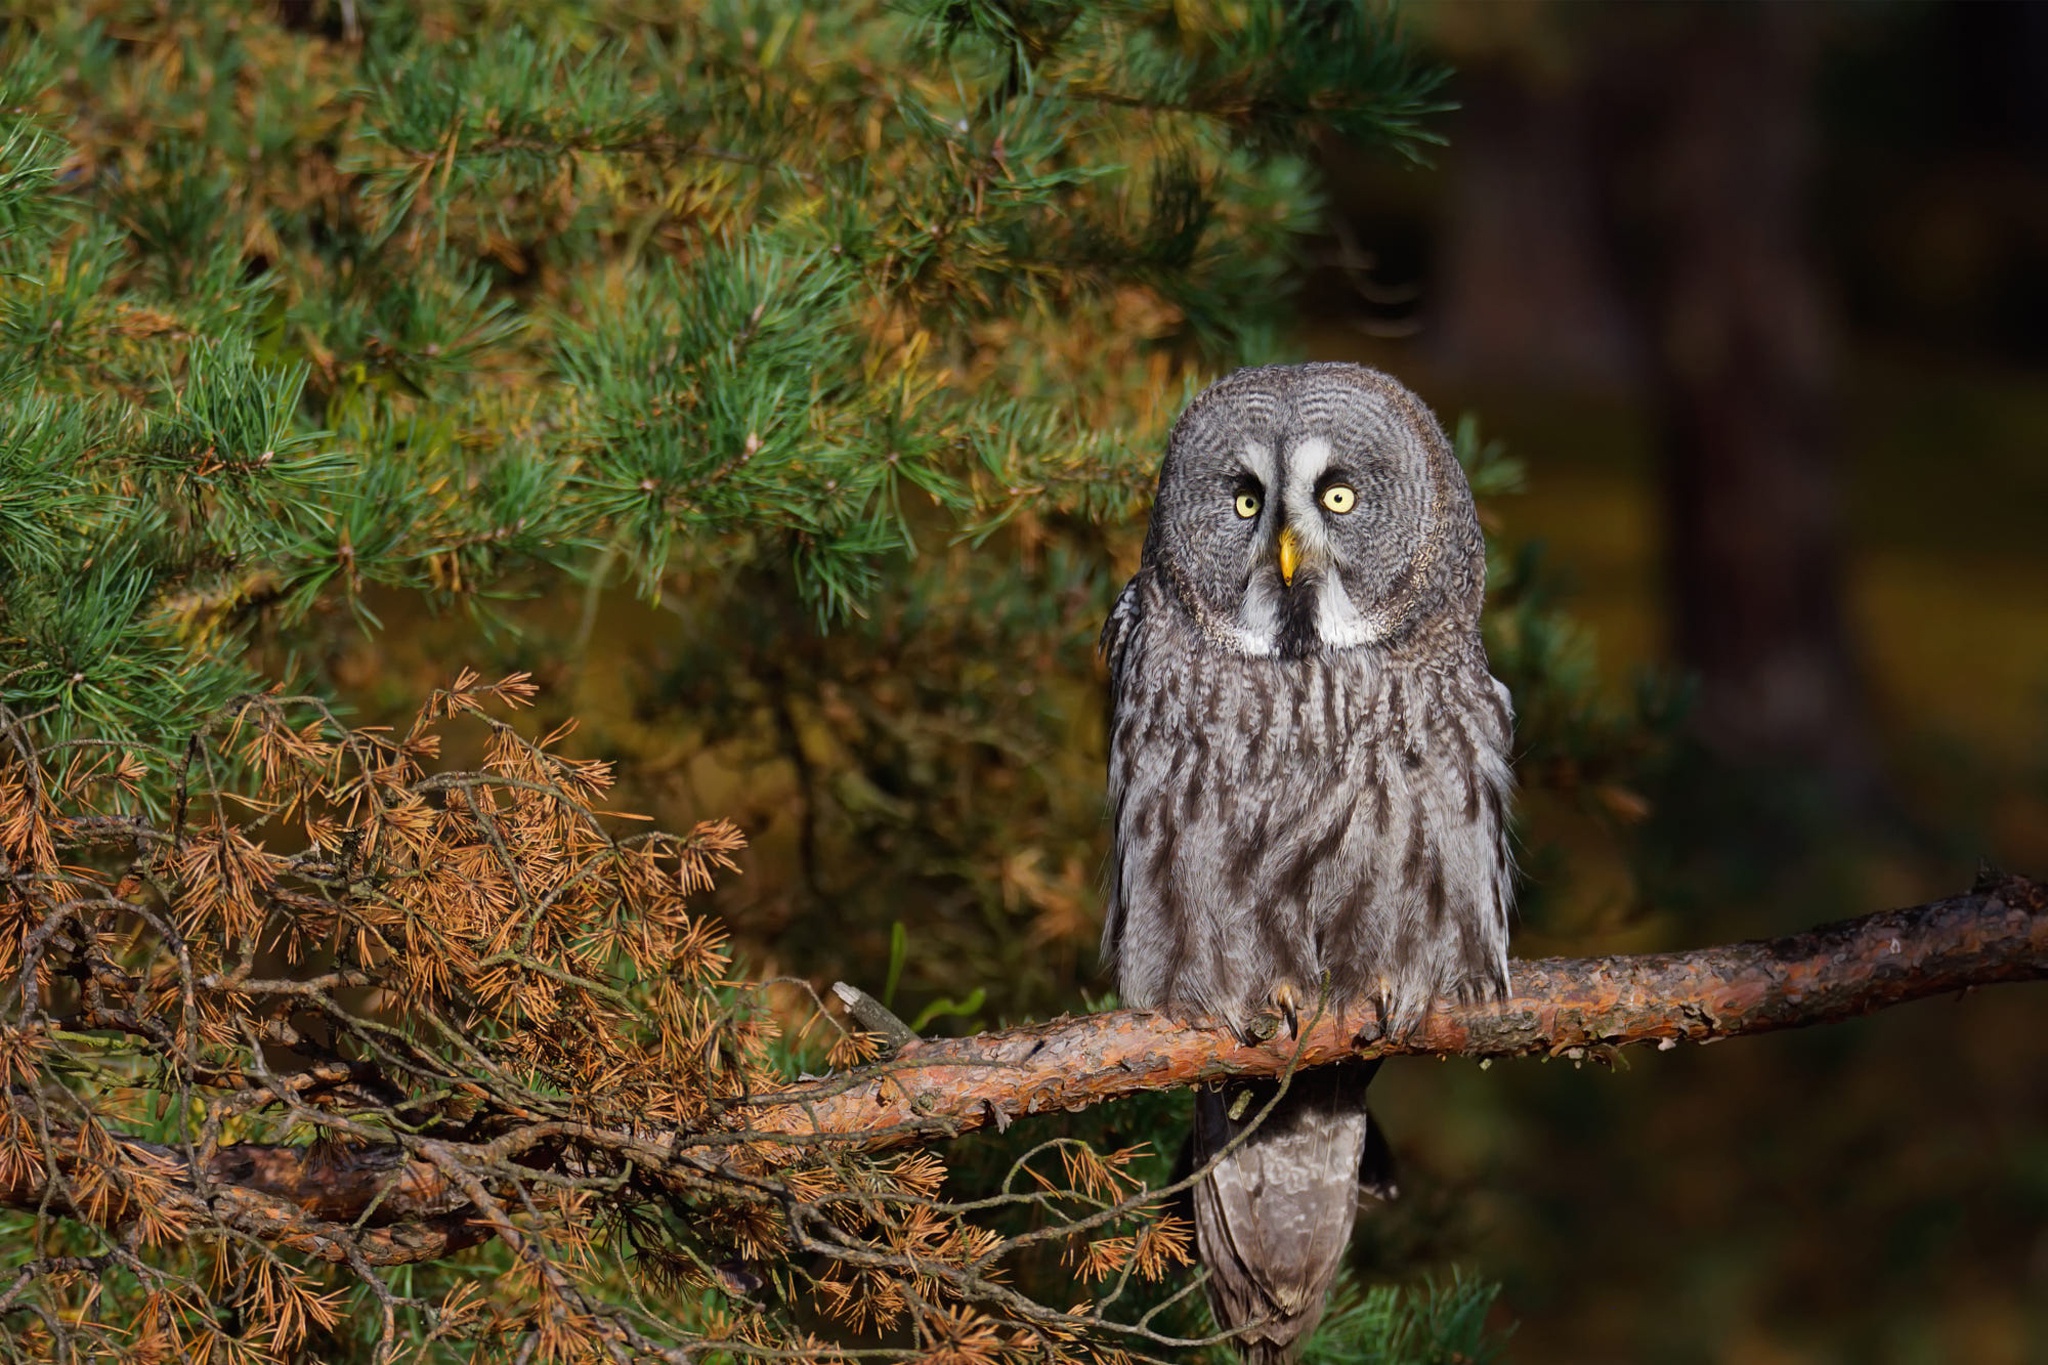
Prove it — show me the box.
[1269,981,1303,1037]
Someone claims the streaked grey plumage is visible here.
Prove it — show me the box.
[1102,363,1513,1363]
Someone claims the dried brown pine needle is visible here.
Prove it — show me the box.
[1059,1143,1146,1204]
[922,1304,1007,1365]
[0,678,1222,1364]
[1131,1213,1195,1281]
[826,1027,883,1070]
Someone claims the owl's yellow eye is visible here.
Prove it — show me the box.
[1234,492,1261,519]
[1320,483,1356,514]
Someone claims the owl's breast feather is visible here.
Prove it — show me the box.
[1105,606,1511,1025]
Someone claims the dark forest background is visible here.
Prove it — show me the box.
[1302,4,2048,1362]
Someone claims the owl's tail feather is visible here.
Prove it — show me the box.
[1191,1062,1378,1365]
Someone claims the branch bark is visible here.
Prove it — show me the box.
[7,876,2043,1262]
[752,872,2046,1140]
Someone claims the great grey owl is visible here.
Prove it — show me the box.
[1101,363,1513,1363]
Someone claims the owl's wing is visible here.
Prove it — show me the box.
[1097,572,1152,972]
[1098,572,1147,689]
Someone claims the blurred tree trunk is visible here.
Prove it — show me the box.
[1628,7,1875,790]
[1427,5,1878,791]
[1429,68,1642,392]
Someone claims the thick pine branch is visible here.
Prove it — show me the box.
[771,874,2045,1139]
[7,875,2040,1263]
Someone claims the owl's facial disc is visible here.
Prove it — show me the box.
[1145,363,1483,659]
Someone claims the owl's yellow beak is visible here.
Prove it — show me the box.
[1277,527,1302,587]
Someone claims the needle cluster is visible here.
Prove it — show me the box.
[0,675,1232,1364]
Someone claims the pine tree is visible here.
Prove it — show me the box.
[0,1,1440,737]
[0,4,1663,1360]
